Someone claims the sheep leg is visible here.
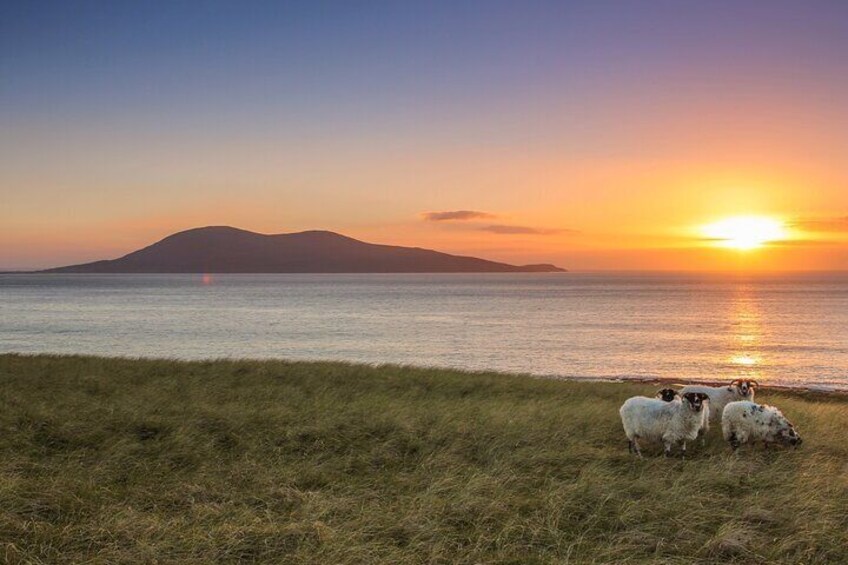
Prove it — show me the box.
[663,441,672,458]
[728,432,740,451]
[630,437,643,458]
[680,441,687,460]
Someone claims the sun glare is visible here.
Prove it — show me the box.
[701,216,787,250]
[731,354,757,366]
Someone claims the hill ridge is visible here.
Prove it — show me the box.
[44,226,566,273]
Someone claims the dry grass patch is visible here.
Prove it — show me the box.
[1,354,847,563]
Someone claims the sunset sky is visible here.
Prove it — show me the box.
[2,1,848,270]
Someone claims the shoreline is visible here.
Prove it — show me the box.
[3,351,847,395]
[542,373,848,395]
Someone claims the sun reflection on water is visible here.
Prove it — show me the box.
[731,354,757,366]
[728,284,764,380]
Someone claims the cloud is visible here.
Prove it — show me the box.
[478,224,578,235]
[692,236,835,247]
[422,210,496,222]
[791,216,848,232]
[770,239,837,247]
[421,211,577,236]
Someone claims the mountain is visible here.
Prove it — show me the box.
[43,226,566,273]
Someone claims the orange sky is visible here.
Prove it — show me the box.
[3,155,846,271]
[2,2,847,271]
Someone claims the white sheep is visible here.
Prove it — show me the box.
[620,391,710,458]
[680,379,758,429]
[721,400,802,450]
[655,387,709,445]
[655,388,681,402]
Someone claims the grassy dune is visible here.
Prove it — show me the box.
[1,355,847,563]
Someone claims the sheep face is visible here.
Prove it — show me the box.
[729,379,758,399]
[773,417,803,446]
[655,388,679,402]
[682,392,709,413]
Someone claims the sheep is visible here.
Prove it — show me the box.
[721,400,802,450]
[680,379,758,428]
[654,387,714,444]
[655,388,681,402]
[620,391,710,458]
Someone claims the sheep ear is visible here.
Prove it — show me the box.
[749,380,759,388]
[730,379,741,387]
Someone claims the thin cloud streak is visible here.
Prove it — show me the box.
[478,225,578,235]
[422,210,496,222]
[421,210,578,236]
[769,239,837,247]
[791,216,848,232]
[692,237,835,247]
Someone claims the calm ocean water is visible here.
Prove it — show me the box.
[2,273,847,389]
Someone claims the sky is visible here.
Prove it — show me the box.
[2,0,848,270]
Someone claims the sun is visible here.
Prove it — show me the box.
[701,216,787,250]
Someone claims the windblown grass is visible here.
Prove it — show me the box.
[1,354,846,563]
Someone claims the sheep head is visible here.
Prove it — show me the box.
[729,379,758,399]
[655,388,680,402]
[682,392,709,413]
[770,412,802,447]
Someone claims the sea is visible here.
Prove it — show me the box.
[2,272,847,390]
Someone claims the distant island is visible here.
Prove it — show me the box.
[43,226,566,273]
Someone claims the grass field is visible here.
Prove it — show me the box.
[1,354,847,563]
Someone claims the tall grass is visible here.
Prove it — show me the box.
[1,354,846,563]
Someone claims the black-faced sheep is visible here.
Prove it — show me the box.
[620,392,710,458]
[655,388,681,402]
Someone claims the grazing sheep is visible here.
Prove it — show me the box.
[722,400,802,450]
[655,388,681,402]
[680,379,758,426]
[620,392,710,458]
